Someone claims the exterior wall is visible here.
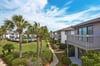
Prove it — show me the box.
[67,22,100,50]
[93,23,100,48]
[61,31,66,44]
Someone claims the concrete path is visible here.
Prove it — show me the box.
[55,51,64,53]
[47,42,59,66]
[0,58,6,66]
[70,57,81,66]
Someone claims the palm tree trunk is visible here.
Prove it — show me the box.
[40,37,42,55]
[19,33,22,58]
[37,36,41,62]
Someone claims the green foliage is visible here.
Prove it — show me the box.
[70,64,78,66]
[3,43,14,53]
[4,54,14,65]
[62,56,71,65]
[12,58,27,66]
[94,63,100,66]
[23,51,34,58]
[59,44,66,49]
[81,51,100,66]
[31,57,37,62]
[41,50,53,64]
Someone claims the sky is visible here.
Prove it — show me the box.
[0,0,100,31]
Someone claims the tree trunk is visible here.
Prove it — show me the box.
[40,37,42,55]
[37,36,41,64]
[19,33,22,58]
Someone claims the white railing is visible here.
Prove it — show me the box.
[67,35,100,50]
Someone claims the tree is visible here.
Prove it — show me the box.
[28,22,49,64]
[2,44,14,54]
[4,15,29,58]
[0,27,4,40]
[39,26,49,53]
[0,26,7,39]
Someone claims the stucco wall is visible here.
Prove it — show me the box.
[61,31,66,44]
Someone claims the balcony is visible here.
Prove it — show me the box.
[67,35,100,50]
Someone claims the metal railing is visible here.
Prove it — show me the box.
[67,35,100,50]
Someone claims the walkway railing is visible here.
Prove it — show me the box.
[67,35,100,50]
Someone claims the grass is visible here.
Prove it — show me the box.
[0,40,48,54]
[0,40,53,66]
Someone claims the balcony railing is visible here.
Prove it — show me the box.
[67,35,100,50]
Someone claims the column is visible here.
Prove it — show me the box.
[75,47,78,58]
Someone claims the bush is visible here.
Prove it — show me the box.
[41,50,53,64]
[12,58,27,66]
[23,51,34,58]
[2,44,14,53]
[70,64,78,66]
[4,54,14,65]
[31,57,37,62]
[59,44,66,49]
[62,56,71,65]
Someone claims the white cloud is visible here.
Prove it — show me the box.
[0,0,100,31]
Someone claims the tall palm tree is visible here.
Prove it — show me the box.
[4,15,29,58]
[30,22,49,62]
[39,26,49,53]
[32,22,41,61]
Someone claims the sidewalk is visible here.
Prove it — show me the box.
[47,42,59,66]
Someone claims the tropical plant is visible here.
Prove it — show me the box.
[4,15,29,58]
[27,22,49,65]
[2,44,14,54]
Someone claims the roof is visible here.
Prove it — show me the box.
[54,26,74,32]
[73,17,100,27]
[53,17,100,32]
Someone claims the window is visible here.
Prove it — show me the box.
[87,26,93,35]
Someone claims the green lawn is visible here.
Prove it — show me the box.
[0,40,48,54]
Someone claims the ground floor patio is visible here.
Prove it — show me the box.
[70,57,81,66]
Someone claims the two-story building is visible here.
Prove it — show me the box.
[67,17,100,58]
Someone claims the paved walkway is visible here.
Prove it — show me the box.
[55,51,64,53]
[0,58,6,66]
[70,57,81,66]
[47,42,59,66]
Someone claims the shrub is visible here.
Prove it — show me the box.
[23,51,34,58]
[59,44,66,49]
[12,52,19,58]
[31,57,37,62]
[70,64,78,66]
[41,50,53,64]
[12,58,27,66]
[62,56,71,65]
[2,44,14,53]
[4,54,14,65]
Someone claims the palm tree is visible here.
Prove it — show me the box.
[39,26,49,53]
[29,22,49,62]
[32,22,41,61]
[4,15,29,58]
